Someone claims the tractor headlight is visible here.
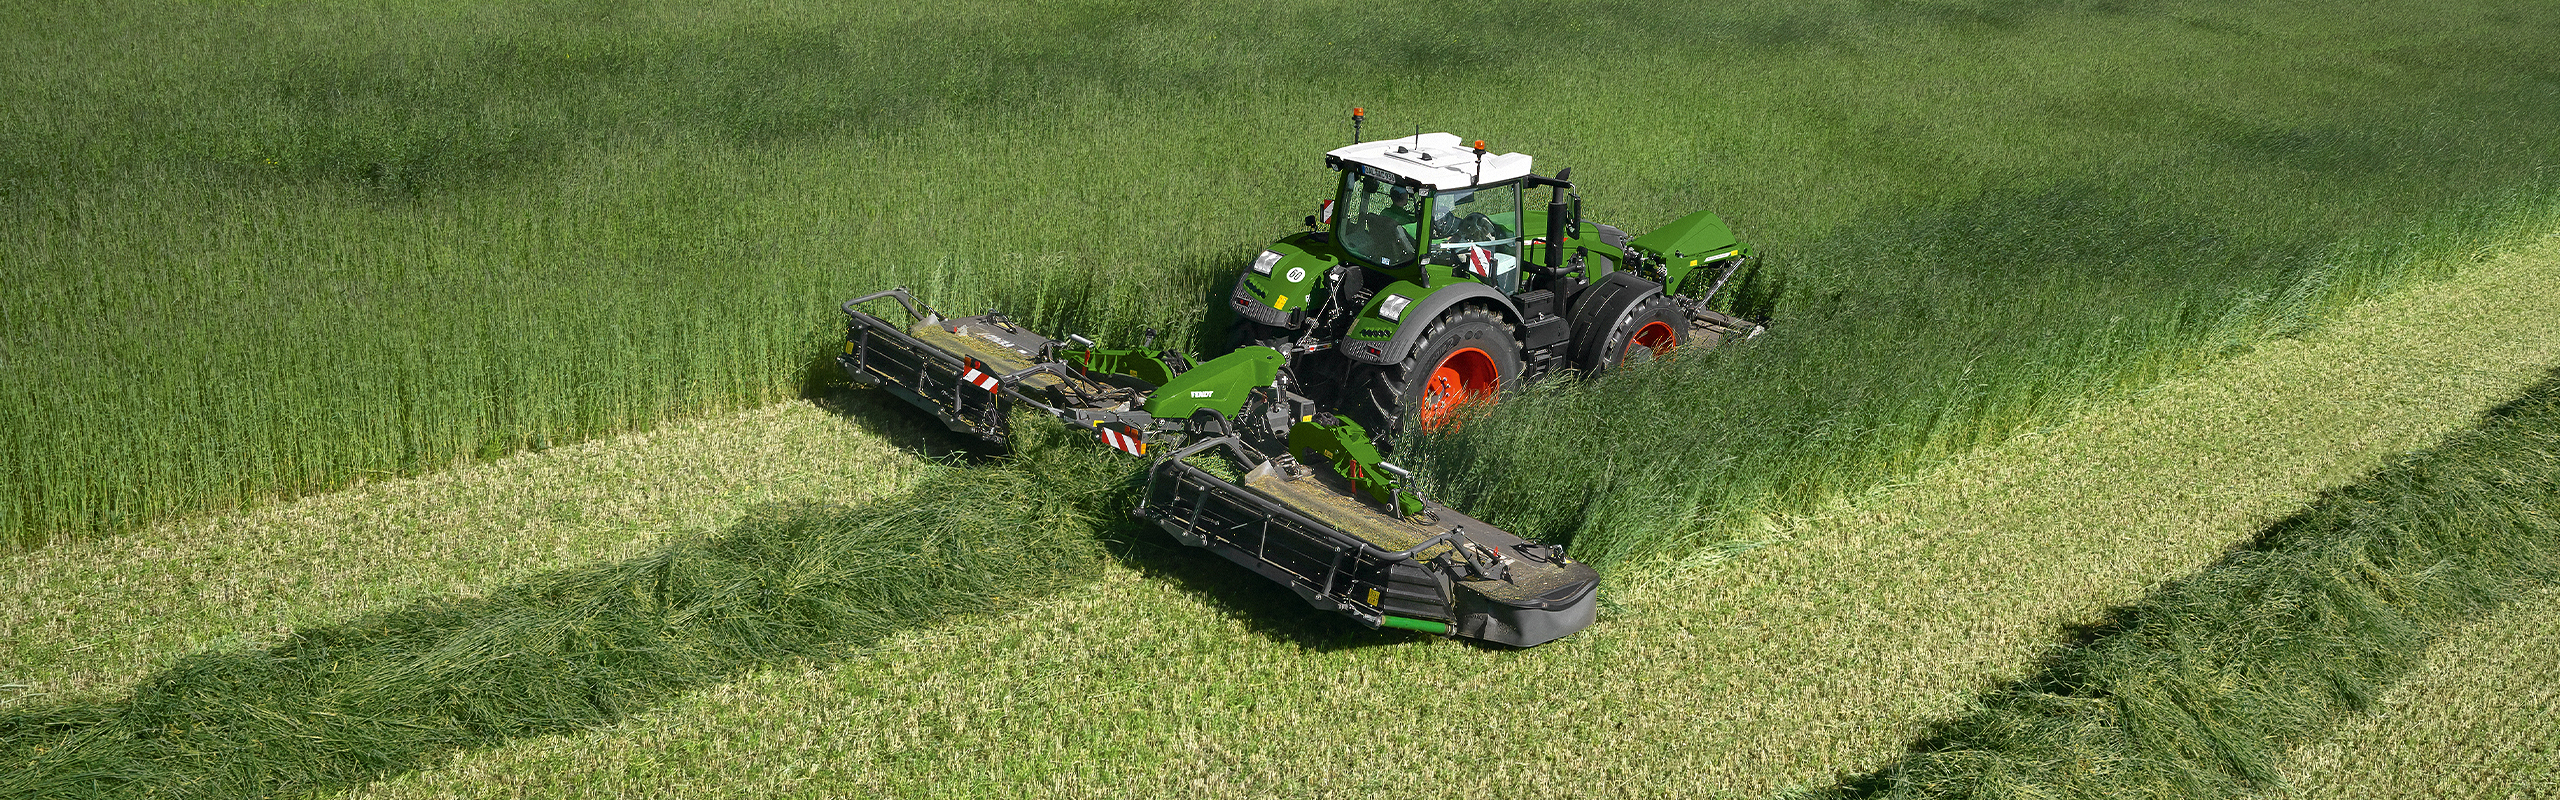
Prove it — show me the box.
[1377,294,1411,322]
[1250,250,1282,276]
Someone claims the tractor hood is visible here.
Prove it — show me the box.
[1231,234,1340,327]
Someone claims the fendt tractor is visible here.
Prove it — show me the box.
[837,110,1763,646]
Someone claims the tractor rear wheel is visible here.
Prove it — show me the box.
[1588,293,1687,372]
[1356,305,1520,437]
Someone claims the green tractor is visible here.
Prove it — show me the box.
[1232,111,1762,436]
[833,114,1759,646]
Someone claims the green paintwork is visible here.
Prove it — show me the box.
[1236,234,1342,316]
[1285,416,1425,517]
[1627,208,1740,260]
[1628,208,1743,293]
[1346,280,1437,344]
[1074,347,1178,388]
[1144,346,1285,420]
[1378,615,1450,634]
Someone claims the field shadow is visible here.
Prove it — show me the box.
[797,349,1004,463]
[0,493,1098,799]
[1091,516,1441,654]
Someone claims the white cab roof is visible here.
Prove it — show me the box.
[1326,132,1534,191]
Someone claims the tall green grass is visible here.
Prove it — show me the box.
[1798,368,2560,799]
[1407,181,2560,566]
[7,0,2560,551]
[0,415,1127,799]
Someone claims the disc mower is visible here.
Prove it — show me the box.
[836,112,1761,646]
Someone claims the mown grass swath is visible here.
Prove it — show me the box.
[0,417,1127,799]
[1800,369,2560,799]
[8,0,2560,557]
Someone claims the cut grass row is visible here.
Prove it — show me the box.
[1806,368,2560,798]
[0,417,1124,799]
[262,233,2556,797]
[2270,583,2560,799]
[0,393,944,706]
[11,0,2560,554]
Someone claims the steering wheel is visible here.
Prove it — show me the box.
[1452,212,1497,242]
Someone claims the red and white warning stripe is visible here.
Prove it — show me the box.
[1318,199,1335,225]
[959,358,999,393]
[1097,423,1146,456]
[1466,245,1492,278]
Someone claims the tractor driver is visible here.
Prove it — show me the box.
[1342,175,1420,265]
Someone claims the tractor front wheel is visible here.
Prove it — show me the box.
[1357,305,1520,437]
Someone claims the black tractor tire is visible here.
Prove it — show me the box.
[1352,305,1521,438]
[1584,292,1688,373]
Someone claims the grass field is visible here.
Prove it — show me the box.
[13,0,2560,795]
[9,0,2560,553]
[2,227,2530,797]
[2271,584,2560,799]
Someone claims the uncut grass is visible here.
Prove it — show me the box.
[11,0,2560,551]
[1803,371,2560,799]
[0,416,1125,799]
[2270,583,2560,799]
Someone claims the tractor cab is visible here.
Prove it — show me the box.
[1324,133,1535,295]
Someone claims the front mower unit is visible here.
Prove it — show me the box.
[837,286,1600,646]
[1137,435,1598,647]
[839,288,1172,449]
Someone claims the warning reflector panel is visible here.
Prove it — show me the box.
[1098,423,1147,456]
[959,358,1000,393]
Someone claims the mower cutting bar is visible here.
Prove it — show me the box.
[1139,448,1455,629]
[839,289,1014,444]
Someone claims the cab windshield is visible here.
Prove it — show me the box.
[1336,171,1421,266]
[1423,184,1524,294]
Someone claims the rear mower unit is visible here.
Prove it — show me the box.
[835,113,1762,646]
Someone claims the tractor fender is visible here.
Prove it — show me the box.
[1340,281,1520,365]
[1567,271,1666,372]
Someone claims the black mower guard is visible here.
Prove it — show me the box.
[1135,436,1600,647]
[840,288,1152,447]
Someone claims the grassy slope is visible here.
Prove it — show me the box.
[10,0,2560,551]
[2270,584,2560,799]
[0,393,950,707]
[331,236,2560,798]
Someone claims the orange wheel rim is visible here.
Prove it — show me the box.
[1419,347,1498,431]
[1628,320,1679,360]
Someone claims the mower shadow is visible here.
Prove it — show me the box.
[804,385,1006,464]
[1091,515,1474,654]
